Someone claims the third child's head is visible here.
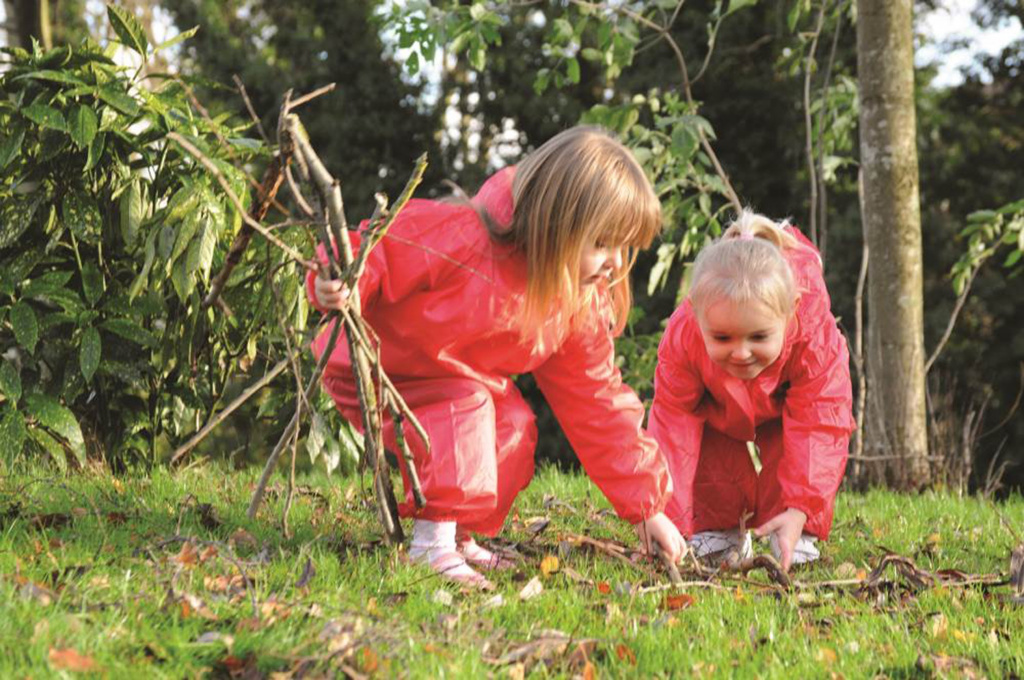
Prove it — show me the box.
[688,211,801,380]
[509,126,661,336]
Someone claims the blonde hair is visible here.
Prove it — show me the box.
[688,210,803,319]
[490,126,662,340]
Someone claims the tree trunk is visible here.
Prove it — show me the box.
[856,0,930,488]
[5,0,50,49]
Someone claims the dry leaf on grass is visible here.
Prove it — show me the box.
[664,593,695,611]
[48,647,98,672]
[519,576,543,601]
[540,555,559,577]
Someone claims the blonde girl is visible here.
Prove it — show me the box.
[310,127,686,588]
[648,211,854,571]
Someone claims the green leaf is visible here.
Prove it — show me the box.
[0,408,28,461]
[22,103,67,131]
[62,192,103,244]
[85,132,106,172]
[192,222,217,281]
[1004,248,1022,268]
[170,209,202,265]
[566,57,581,84]
[79,326,101,383]
[306,412,327,465]
[16,69,86,85]
[0,193,42,249]
[0,360,22,403]
[154,26,199,53]
[10,301,39,353]
[129,226,159,300]
[29,427,67,472]
[0,121,26,169]
[725,0,759,17]
[95,85,140,116]
[170,257,194,301]
[81,262,104,306]
[107,4,149,56]
[68,105,99,148]
[581,47,604,62]
[119,180,144,248]
[100,318,158,347]
[21,270,74,298]
[24,393,86,467]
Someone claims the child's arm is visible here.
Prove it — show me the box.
[774,311,855,541]
[531,300,683,557]
[305,201,464,314]
[647,307,707,538]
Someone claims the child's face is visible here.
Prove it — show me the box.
[697,298,788,380]
[579,241,624,286]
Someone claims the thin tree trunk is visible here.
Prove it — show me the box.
[856,0,930,487]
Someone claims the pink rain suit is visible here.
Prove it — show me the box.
[648,228,854,540]
[307,169,671,535]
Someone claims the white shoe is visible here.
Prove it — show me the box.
[689,530,753,560]
[769,533,820,566]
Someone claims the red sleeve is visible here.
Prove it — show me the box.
[305,201,469,314]
[648,304,707,536]
[779,276,855,540]
[532,297,671,524]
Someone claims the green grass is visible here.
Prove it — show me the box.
[1,463,1022,678]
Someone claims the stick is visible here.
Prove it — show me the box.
[166,133,311,271]
[169,353,296,466]
[248,316,343,519]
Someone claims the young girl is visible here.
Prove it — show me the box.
[308,126,686,588]
[648,211,854,571]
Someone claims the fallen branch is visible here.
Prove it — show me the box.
[170,351,297,466]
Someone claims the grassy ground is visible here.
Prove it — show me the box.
[1,463,1022,679]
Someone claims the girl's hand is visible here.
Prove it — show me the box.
[754,507,807,571]
[314,266,351,310]
[635,512,688,563]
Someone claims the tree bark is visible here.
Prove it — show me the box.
[856,0,930,487]
[6,0,50,48]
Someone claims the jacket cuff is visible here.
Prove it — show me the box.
[306,267,330,314]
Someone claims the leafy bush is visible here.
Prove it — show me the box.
[0,10,292,468]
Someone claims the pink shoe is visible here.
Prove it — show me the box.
[411,548,494,590]
[457,537,517,571]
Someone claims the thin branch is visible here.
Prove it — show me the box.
[804,0,828,246]
[286,83,337,112]
[815,2,844,263]
[233,74,270,144]
[166,133,311,271]
[924,263,980,375]
[568,0,742,214]
[248,316,343,520]
[169,352,296,466]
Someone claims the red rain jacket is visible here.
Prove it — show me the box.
[648,228,854,539]
[307,168,671,524]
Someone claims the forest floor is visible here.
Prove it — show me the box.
[1,463,1022,678]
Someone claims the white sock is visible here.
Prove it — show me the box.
[689,529,753,559]
[409,519,457,557]
[769,533,820,565]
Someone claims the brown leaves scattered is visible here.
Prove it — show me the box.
[173,541,199,567]
[539,555,559,577]
[916,653,983,679]
[229,529,258,551]
[664,593,695,611]
[615,643,636,665]
[48,647,98,672]
[485,629,599,674]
